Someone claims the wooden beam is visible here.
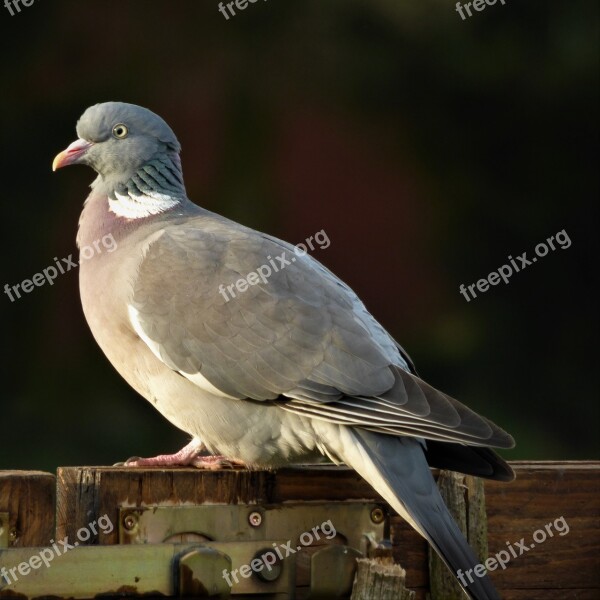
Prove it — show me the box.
[2,460,595,597]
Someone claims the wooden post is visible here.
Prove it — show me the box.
[428,472,488,600]
[11,461,595,598]
[0,471,55,548]
[351,557,415,600]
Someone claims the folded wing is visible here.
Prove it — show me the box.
[130,214,514,455]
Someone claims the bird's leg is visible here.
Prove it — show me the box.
[120,439,247,469]
[120,439,204,467]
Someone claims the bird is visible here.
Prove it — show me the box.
[53,101,514,599]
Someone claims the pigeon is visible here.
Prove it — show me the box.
[53,102,514,599]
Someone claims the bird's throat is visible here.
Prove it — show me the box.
[103,155,186,220]
[76,156,188,250]
[108,189,180,219]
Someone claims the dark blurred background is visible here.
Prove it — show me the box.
[0,0,598,471]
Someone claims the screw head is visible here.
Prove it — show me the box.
[123,513,138,531]
[248,511,262,527]
[9,528,17,542]
[370,507,385,524]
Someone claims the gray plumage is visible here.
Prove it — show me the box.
[54,102,515,599]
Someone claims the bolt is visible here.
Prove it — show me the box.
[123,513,138,531]
[370,507,385,524]
[253,549,282,582]
[248,511,262,527]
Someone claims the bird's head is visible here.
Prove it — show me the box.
[52,102,181,181]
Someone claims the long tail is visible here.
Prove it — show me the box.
[338,427,500,600]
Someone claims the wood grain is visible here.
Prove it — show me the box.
[0,471,55,547]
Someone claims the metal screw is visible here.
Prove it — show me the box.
[123,513,138,530]
[9,529,17,542]
[248,511,262,527]
[370,507,385,524]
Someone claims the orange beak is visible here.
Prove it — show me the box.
[52,139,94,171]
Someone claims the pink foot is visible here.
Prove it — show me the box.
[118,439,246,470]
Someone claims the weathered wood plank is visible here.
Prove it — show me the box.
[484,461,600,592]
[499,590,600,600]
[0,471,55,547]
[270,465,376,502]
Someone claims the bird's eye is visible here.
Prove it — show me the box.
[112,124,129,139]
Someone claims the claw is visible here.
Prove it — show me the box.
[118,439,247,470]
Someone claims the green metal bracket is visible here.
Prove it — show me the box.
[178,546,233,597]
[310,544,363,599]
[118,501,383,554]
[0,502,386,598]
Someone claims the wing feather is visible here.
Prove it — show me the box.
[130,215,514,449]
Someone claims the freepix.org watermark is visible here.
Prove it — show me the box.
[0,514,114,587]
[3,233,117,303]
[218,0,267,20]
[459,228,571,302]
[455,0,507,21]
[222,518,336,587]
[218,229,330,303]
[3,0,39,17]
[457,516,570,589]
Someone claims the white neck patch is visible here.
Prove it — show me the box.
[109,189,180,219]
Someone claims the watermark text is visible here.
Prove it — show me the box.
[222,518,336,587]
[3,233,117,303]
[456,0,507,20]
[1,514,114,587]
[218,229,330,303]
[459,228,571,302]
[457,516,569,588]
